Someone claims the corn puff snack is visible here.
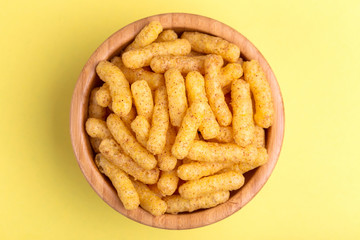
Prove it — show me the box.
[165,191,230,214]
[154,29,178,42]
[177,161,232,181]
[204,54,232,126]
[95,154,140,210]
[181,32,240,62]
[119,106,137,130]
[131,180,167,216]
[231,79,255,147]
[187,140,258,164]
[131,115,150,147]
[88,88,107,152]
[107,114,157,170]
[95,83,111,107]
[125,21,163,51]
[164,68,188,127]
[172,102,206,159]
[179,171,244,199]
[157,169,179,196]
[157,125,178,171]
[131,80,154,122]
[99,139,159,184]
[210,126,233,143]
[229,147,268,174]
[111,56,164,90]
[147,86,170,155]
[243,60,274,128]
[254,125,265,148]
[185,71,220,139]
[150,55,206,74]
[96,60,132,117]
[85,118,112,139]
[219,63,243,87]
[88,87,106,120]
[122,39,191,69]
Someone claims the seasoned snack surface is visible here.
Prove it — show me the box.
[181,32,240,62]
[96,60,132,117]
[243,60,274,128]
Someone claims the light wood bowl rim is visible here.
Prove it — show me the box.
[70,13,285,230]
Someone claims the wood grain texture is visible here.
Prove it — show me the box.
[70,13,285,230]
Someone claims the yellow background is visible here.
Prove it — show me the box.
[1,0,359,239]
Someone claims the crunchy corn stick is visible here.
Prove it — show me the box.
[131,80,154,122]
[177,161,232,181]
[157,169,179,196]
[125,21,163,51]
[95,154,140,210]
[131,115,150,147]
[204,54,232,126]
[219,63,243,87]
[95,83,111,107]
[243,60,274,128]
[181,32,240,62]
[99,139,159,184]
[122,39,191,69]
[229,147,268,174]
[88,87,106,120]
[164,69,188,127]
[165,191,230,214]
[150,55,206,74]
[232,78,255,147]
[157,125,178,171]
[107,114,157,170]
[210,126,233,143]
[171,102,206,159]
[185,71,220,139]
[88,87,107,152]
[119,106,137,130]
[154,29,178,42]
[254,125,265,148]
[96,61,132,117]
[187,140,258,164]
[131,180,167,216]
[111,56,164,90]
[179,171,244,199]
[147,86,170,155]
[85,118,112,139]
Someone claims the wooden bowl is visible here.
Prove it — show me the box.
[70,13,284,230]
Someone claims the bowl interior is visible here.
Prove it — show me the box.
[70,13,284,230]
